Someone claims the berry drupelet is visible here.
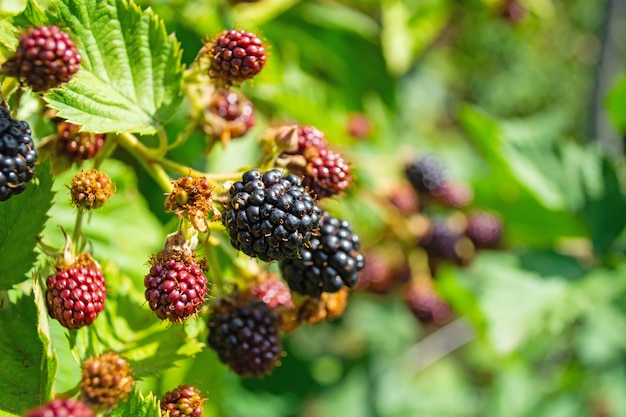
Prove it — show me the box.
[207,297,283,377]
[1,25,81,92]
[222,169,322,262]
[0,107,38,201]
[280,211,365,298]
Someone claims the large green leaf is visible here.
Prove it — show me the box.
[44,0,184,134]
[0,287,57,414]
[0,159,54,291]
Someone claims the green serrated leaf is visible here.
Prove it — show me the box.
[107,384,160,417]
[0,159,54,291]
[13,0,49,29]
[44,0,184,134]
[0,18,19,51]
[0,290,57,414]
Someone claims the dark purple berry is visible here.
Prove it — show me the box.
[405,154,446,194]
[207,29,267,86]
[1,25,81,92]
[466,210,503,249]
[160,384,205,417]
[0,107,37,201]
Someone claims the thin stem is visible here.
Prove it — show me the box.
[156,127,169,155]
[115,132,173,193]
[72,209,85,253]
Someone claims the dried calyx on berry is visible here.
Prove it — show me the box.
[26,398,94,417]
[221,168,322,262]
[160,384,206,417]
[207,294,283,377]
[70,168,115,210]
[280,211,365,298]
[165,176,215,233]
[279,125,352,198]
[204,29,267,87]
[79,352,133,411]
[1,25,81,92]
[144,230,210,323]
[203,89,255,146]
[281,287,350,332]
[46,252,106,329]
[0,106,38,201]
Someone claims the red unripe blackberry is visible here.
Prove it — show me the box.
[282,125,328,155]
[405,154,446,194]
[1,25,81,92]
[207,297,282,377]
[206,89,255,143]
[0,107,38,201]
[280,211,365,297]
[246,272,294,309]
[301,147,352,198]
[46,256,106,330]
[26,398,94,417]
[160,384,205,417]
[466,210,503,249]
[56,121,106,162]
[404,283,452,326]
[433,181,474,208]
[144,257,209,323]
[222,169,322,262]
[70,169,115,210]
[207,29,267,86]
[80,352,133,411]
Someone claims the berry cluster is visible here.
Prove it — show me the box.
[1,25,81,92]
[357,152,504,327]
[45,254,106,330]
[0,107,38,201]
[280,125,353,198]
[280,211,365,297]
[207,295,283,377]
[206,29,267,87]
[160,384,206,417]
[221,168,322,262]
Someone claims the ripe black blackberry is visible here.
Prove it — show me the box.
[1,25,81,92]
[45,254,106,329]
[207,297,282,377]
[419,218,474,267]
[160,384,205,417]
[26,399,94,417]
[206,29,267,86]
[279,211,365,297]
[405,154,446,194]
[221,169,322,262]
[80,352,133,411]
[466,210,503,249]
[0,107,38,201]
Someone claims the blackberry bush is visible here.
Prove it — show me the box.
[0,106,38,201]
[221,168,322,262]
[280,211,365,297]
